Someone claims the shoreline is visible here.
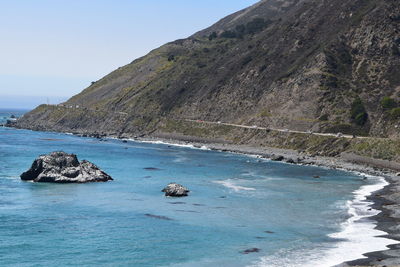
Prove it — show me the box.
[4,126,400,265]
[128,135,400,266]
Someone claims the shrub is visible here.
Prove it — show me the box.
[380,96,397,109]
[246,18,268,34]
[235,24,246,34]
[392,45,400,56]
[208,32,217,41]
[259,65,267,72]
[220,30,237,38]
[241,56,253,66]
[216,18,271,40]
[167,55,175,62]
[354,112,368,125]
[390,107,400,119]
[319,114,329,121]
[259,109,271,117]
[350,98,368,126]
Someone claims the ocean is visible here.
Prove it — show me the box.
[0,109,395,267]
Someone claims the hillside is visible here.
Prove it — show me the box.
[14,0,400,158]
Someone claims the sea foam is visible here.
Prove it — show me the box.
[251,175,398,267]
[213,179,256,192]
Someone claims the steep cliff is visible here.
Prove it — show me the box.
[15,0,400,139]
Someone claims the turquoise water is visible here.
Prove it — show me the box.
[0,110,377,266]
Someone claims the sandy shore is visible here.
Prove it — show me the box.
[131,135,400,266]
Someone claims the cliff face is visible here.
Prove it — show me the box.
[16,0,400,138]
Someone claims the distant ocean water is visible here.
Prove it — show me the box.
[0,109,395,267]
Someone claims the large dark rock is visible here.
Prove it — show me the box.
[20,151,113,183]
[162,183,190,197]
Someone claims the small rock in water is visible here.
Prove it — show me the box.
[313,175,321,179]
[144,167,161,171]
[20,151,113,183]
[145,214,173,221]
[162,183,190,197]
[241,248,261,254]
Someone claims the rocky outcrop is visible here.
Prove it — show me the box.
[162,183,190,197]
[20,151,113,183]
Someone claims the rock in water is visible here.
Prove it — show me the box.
[162,183,190,197]
[241,248,261,254]
[20,151,113,183]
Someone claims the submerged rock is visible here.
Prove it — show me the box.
[241,248,261,254]
[145,213,173,221]
[20,151,113,183]
[162,183,190,197]
[144,167,161,171]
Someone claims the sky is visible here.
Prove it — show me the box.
[0,0,259,108]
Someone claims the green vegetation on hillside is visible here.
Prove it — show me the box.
[391,108,400,119]
[213,18,271,39]
[381,96,397,109]
[14,0,400,163]
[350,98,368,126]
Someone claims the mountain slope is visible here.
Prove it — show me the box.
[16,0,400,139]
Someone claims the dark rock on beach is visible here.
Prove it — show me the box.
[271,155,285,162]
[285,158,296,164]
[20,151,113,183]
[162,183,190,197]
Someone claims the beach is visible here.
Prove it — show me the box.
[132,135,400,266]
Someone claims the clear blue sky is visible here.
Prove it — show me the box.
[0,0,258,108]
